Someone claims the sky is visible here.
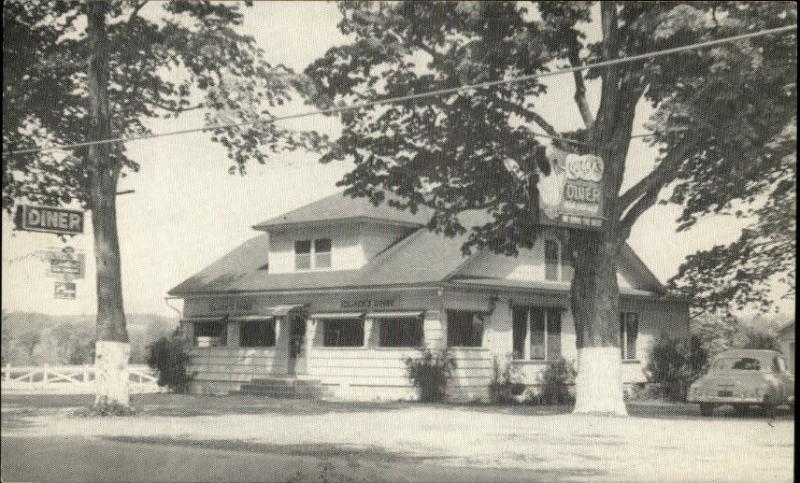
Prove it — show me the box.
[1,2,792,318]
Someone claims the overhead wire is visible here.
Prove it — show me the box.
[3,23,796,157]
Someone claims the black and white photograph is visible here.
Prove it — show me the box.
[1,1,796,482]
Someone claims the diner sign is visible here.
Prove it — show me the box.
[15,205,85,235]
[537,146,605,230]
[195,298,256,316]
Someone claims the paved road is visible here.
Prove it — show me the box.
[2,435,534,483]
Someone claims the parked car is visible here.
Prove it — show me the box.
[688,349,794,417]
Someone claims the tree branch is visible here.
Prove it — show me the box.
[618,187,659,240]
[618,133,700,209]
[591,2,621,144]
[568,37,594,130]
[142,99,203,113]
[128,1,149,29]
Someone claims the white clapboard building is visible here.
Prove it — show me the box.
[168,192,688,400]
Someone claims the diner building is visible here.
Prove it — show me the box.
[168,192,689,401]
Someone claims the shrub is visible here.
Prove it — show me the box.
[736,325,780,351]
[626,383,662,401]
[538,358,576,405]
[403,347,456,402]
[488,355,526,405]
[147,331,193,393]
[646,335,707,401]
[72,399,136,417]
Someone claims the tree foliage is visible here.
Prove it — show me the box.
[305,2,796,256]
[669,120,796,315]
[3,0,327,212]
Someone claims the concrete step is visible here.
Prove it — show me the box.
[249,377,322,387]
[236,377,329,399]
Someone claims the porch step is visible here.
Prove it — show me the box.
[234,377,329,399]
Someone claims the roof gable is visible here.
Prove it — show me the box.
[253,191,432,231]
[170,194,666,297]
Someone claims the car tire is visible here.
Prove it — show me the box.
[734,404,749,417]
[762,397,776,418]
[700,403,714,417]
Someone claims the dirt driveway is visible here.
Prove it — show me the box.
[1,394,794,482]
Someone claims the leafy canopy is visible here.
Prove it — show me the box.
[306,2,796,258]
[669,119,795,315]
[3,0,327,211]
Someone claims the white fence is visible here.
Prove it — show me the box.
[1,364,163,394]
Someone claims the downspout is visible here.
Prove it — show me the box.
[164,297,183,318]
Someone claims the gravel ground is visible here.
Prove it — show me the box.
[1,394,794,482]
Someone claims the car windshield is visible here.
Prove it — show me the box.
[712,357,763,371]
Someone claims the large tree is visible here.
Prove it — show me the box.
[3,0,323,406]
[306,1,797,414]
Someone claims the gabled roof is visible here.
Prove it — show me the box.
[169,193,668,297]
[252,191,432,231]
[168,225,471,295]
[447,278,663,299]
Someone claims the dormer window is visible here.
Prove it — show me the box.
[295,240,312,270]
[295,238,332,270]
[314,238,331,268]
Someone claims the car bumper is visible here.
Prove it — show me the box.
[688,395,764,405]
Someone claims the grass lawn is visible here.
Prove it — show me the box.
[1,393,794,482]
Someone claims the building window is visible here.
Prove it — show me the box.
[295,240,311,270]
[194,321,227,347]
[447,311,483,347]
[512,307,562,360]
[295,238,332,270]
[620,312,639,360]
[379,317,423,347]
[512,307,527,359]
[561,246,574,281]
[323,318,364,347]
[314,238,332,268]
[544,239,560,281]
[239,319,276,347]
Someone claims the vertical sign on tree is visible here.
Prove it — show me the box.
[536,145,605,230]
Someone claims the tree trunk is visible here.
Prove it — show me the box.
[570,229,626,416]
[87,1,130,407]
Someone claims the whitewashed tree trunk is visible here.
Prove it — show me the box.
[94,340,130,406]
[87,2,130,408]
[569,227,628,416]
[573,347,627,415]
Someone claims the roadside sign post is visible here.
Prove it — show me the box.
[12,206,86,300]
[14,205,84,235]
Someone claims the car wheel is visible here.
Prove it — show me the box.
[700,403,714,417]
[734,404,749,417]
[761,398,776,418]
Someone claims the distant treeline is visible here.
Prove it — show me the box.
[1,311,177,366]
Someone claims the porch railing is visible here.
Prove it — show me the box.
[1,363,163,394]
